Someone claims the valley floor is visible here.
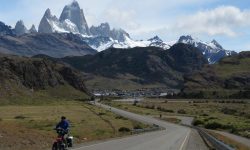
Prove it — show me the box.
[0,101,149,150]
[103,98,250,150]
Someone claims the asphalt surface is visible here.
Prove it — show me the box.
[73,102,208,150]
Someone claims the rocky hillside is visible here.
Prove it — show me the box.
[182,51,250,98]
[59,43,207,90]
[0,33,97,57]
[0,54,89,103]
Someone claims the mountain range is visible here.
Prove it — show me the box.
[182,51,250,98]
[0,32,96,57]
[0,0,237,63]
[36,43,207,90]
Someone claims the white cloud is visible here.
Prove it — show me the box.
[173,6,250,37]
[103,9,139,30]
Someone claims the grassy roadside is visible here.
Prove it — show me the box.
[104,99,250,139]
[0,101,150,150]
[208,130,249,150]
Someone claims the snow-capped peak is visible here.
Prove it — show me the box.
[178,35,236,64]
[148,36,163,43]
[211,39,223,49]
[85,34,173,52]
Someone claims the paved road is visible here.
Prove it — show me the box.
[73,102,207,150]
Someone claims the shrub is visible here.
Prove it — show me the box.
[145,105,155,109]
[193,119,204,126]
[204,122,223,129]
[201,113,209,116]
[177,109,186,114]
[98,112,106,116]
[156,107,174,113]
[208,117,218,120]
[163,109,174,113]
[118,127,131,132]
[115,115,128,120]
[133,100,139,106]
[133,124,143,129]
[14,115,27,119]
[221,107,237,115]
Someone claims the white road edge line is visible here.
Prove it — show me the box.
[179,130,191,150]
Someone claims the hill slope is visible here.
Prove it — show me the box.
[0,54,89,104]
[183,51,250,98]
[60,43,208,90]
[0,33,97,58]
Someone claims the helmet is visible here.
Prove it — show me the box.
[61,116,66,120]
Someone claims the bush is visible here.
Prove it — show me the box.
[201,113,209,116]
[204,122,223,129]
[208,117,218,120]
[133,124,143,129]
[177,109,186,114]
[118,127,131,132]
[145,105,155,109]
[115,115,128,120]
[156,107,174,113]
[193,119,204,126]
[221,107,237,115]
[205,121,236,131]
[98,112,106,116]
[14,115,27,119]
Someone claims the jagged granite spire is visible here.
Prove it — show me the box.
[90,22,130,42]
[59,0,90,35]
[29,24,37,33]
[14,20,28,36]
[38,8,60,33]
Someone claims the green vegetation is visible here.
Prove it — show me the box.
[0,84,89,105]
[0,101,150,150]
[214,56,250,78]
[106,99,250,138]
[183,52,250,99]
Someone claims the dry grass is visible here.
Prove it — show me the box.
[107,99,250,138]
[208,131,249,150]
[0,101,148,150]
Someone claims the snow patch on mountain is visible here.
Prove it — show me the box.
[84,35,173,51]
[178,35,237,64]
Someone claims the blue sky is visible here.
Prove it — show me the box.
[0,0,250,52]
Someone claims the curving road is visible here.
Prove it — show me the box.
[73,102,207,150]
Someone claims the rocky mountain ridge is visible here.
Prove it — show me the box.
[57,43,208,90]
[0,33,97,57]
[182,51,250,98]
[0,54,90,101]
